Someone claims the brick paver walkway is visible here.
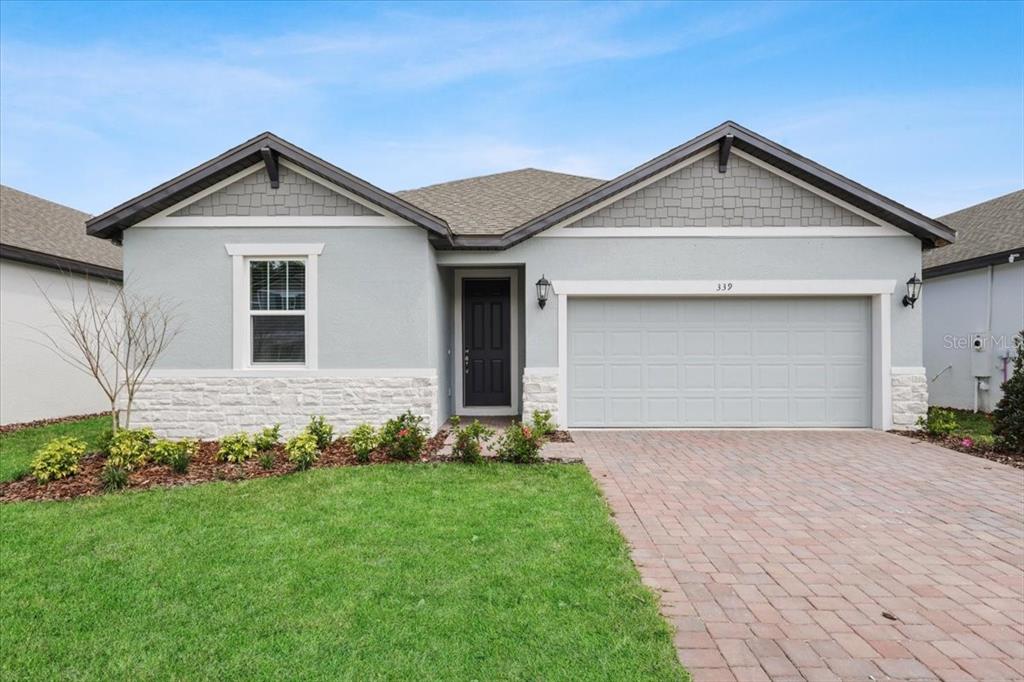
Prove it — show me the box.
[571,430,1024,681]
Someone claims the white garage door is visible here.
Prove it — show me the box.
[568,297,872,427]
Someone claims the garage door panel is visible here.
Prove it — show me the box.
[568,297,871,427]
[646,331,679,356]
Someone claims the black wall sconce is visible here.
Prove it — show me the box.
[902,273,922,308]
[536,274,551,309]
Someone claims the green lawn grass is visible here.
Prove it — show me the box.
[946,408,995,437]
[1,463,687,681]
[0,415,109,482]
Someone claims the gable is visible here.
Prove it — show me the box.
[567,152,877,229]
[170,165,382,218]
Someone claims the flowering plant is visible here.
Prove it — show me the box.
[380,411,427,460]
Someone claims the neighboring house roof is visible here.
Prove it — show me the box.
[85,132,451,242]
[923,190,1024,278]
[1,185,122,279]
[395,168,604,236]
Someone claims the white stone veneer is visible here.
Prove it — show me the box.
[129,374,438,439]
[891,367,928,430]
[522,368,559,426]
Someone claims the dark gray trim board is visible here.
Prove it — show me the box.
[923,248,1024,279]
[85,132,452,242]
[0,243,124,281]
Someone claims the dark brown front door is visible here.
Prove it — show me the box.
[463,278,511,407]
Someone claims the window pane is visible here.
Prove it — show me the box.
[252,315,305,363]
[250,261,268,310]
[268,260,288,310]
[288,261,305,311]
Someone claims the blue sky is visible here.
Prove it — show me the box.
[1,1,1021,218]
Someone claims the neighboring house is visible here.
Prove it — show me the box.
[0,185,122,424]
[84,121,954,437]
[923,190,1023,412]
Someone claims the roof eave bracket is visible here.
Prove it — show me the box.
[718,134,734,173]
[260,147,280,189]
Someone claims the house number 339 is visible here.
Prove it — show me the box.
[715,282,734,292]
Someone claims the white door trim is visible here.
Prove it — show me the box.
[453,268,520,416]
[554,279,895,430]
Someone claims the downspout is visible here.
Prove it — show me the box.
[975,265,994,412]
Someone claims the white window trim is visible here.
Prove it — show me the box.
[553,279,896,431]
[229,243,322,370]
[453,268,520,416]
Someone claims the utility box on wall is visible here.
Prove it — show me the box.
[970,331,992,378]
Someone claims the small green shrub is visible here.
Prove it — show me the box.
[348,423,379,464]
[217,432,255,463]
[100,463,129,491]
[495,421,543,464]
[258,451,276,470]
[450,416,494,464]
[285,431,320,470]
[150,438,197,473]
[530,410,556,438]
[106,427,155,470]
[306,416,334,451]
[993,331,1024,452]
[916,407,959,437]
[31,437,87,484]
[253,424,282,452]
[380,411,427,460]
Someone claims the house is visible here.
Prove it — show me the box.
[84,122,954,437]
[923,190,1023,412]
[0,185,122,424]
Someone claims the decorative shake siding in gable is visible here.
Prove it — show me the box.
[571,154,875,227]
[171,166,381,217]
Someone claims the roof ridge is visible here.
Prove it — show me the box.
[397,167,604,194]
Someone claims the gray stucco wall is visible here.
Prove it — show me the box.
[123,225,434,369]
[436,235,924,368]
[572,153,874,228]
[171,166,380,217]
[924,261,1024,411]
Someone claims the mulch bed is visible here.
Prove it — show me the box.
[1,429,451,504]
[893,431,1024,470]
[0,412,107,435]
[547,430,573,443]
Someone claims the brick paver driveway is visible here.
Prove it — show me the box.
[574,430,1024,681]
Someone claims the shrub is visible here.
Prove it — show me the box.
[151,438,197,473]
[217,432,255,463]
[450,416,494,464]
[253,424,282,452]
[31,437,87,484]
[306,416,335,451]
[916,407,959,437]
[258,451,276,470]
[348,423,379,464]
[285,431,320,470]
[530,410,556,438]
[106,427,155,470]
[993,331,1024,452]
[380,411,427,460]
[100,463,129,491]
[495,421,543,464]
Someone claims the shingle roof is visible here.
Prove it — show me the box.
[925,190,1024,270]
[1,185,121,271]
[395,168,604,236]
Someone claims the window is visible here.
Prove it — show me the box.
[248,259,306,363]
[228,243,321,370]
